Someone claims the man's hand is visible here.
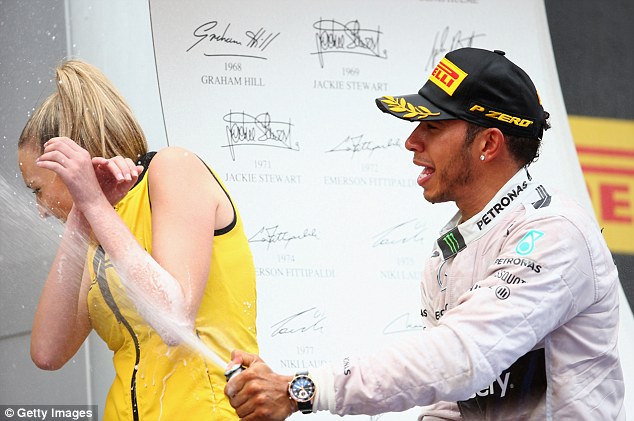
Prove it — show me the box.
[225,350,297,421]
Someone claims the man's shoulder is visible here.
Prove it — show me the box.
[521,182,594,225]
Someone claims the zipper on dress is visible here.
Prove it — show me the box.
[93,246,141,421]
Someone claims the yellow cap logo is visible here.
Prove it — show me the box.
[379,96,441,120]
[429,57,468,96]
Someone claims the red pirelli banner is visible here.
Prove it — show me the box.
[571,116,634,254]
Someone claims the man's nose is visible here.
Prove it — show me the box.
[405,126,423,152]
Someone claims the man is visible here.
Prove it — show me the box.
[224,48,625,420]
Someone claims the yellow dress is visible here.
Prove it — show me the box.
[86,153,258,420]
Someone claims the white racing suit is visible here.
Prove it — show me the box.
[311,169,625,420]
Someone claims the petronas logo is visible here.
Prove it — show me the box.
[516,230,544,256]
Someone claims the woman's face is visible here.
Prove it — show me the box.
[18,142,73,222]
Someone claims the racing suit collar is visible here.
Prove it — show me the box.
[436,170,536,260]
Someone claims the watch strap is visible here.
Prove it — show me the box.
[297,400,312,414]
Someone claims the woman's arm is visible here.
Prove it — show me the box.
[146,146,232,326]
[36,138,226,345]
[30,207,93,370]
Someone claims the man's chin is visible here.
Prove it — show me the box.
[423,190,450,205]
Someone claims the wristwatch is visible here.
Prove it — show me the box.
[288,371,316,414]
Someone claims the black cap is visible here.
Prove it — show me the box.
[376,48,549,139]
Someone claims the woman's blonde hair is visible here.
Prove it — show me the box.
[19,59,148,160]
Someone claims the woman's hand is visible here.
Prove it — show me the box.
[92,155,143,206]
[36,137,101,212]
[36,137,142,210]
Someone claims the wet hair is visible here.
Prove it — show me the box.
[18,59,148,160]
[464,120,545,168]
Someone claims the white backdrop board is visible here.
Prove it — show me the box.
[147,1,630,419]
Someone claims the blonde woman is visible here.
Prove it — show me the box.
[18,59,258,420]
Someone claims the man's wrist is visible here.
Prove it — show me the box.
[289,395,299,415]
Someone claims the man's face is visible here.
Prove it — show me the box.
[404,120,476,205]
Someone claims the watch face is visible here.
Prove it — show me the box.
[289,375,315,402]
